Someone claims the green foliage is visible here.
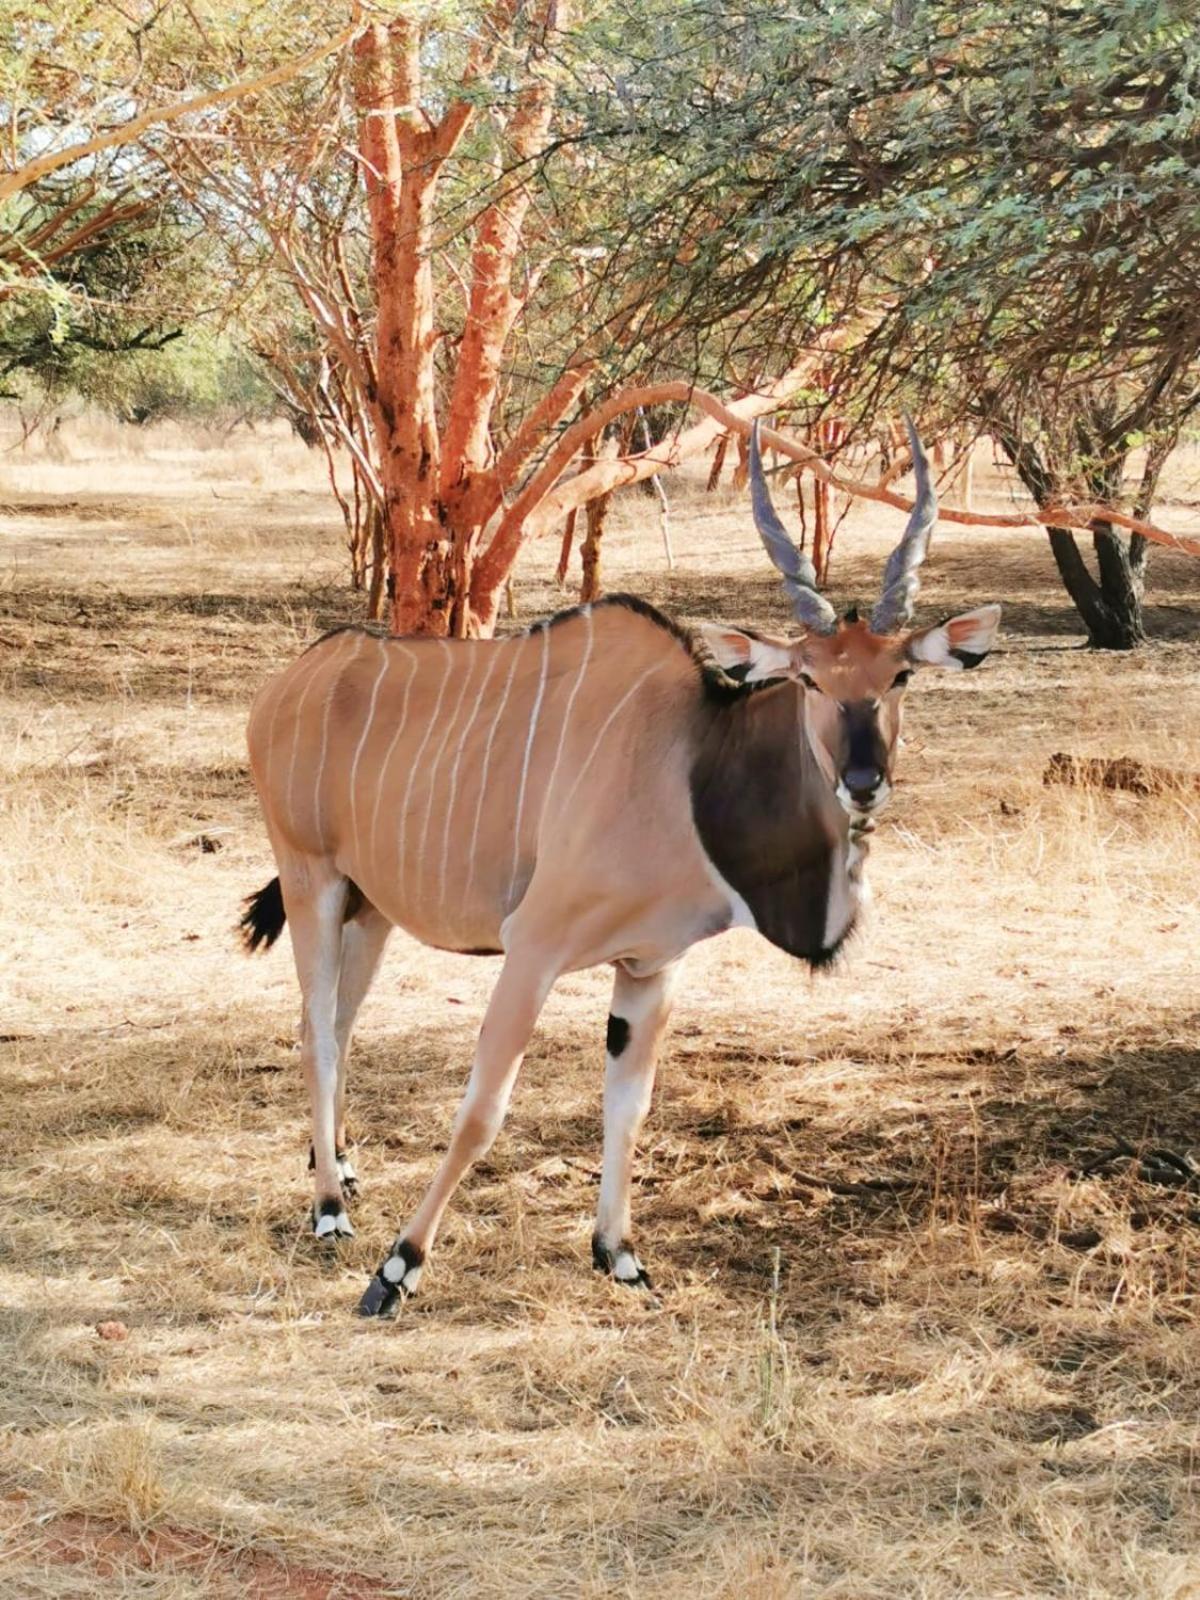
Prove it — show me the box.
[1,192,188,390]
[0,1,353,417]
[573,0,1200,465]
[78,330,274,425]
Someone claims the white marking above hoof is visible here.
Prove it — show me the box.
[314,1209,355,1239]
[381,1254,422,1294]
[613,1249,645,1283]
[336,1156,358,1187]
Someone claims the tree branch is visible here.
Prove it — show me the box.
[0,22,359,201]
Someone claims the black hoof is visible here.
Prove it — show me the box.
[312,1196,354,1240]
[592,1231,654,1291]
[357,1239,424,1318]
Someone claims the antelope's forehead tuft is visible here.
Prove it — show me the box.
[804,619,908,694]
[816,618,901,661]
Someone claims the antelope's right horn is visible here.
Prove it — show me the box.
[748,419,837,634]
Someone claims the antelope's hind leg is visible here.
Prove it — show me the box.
[358,949,555,1317]
[592,961,679,1290]
[325,900,392,1197]
[281,863,356,1241]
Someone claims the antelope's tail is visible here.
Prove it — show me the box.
[239,876,286,953]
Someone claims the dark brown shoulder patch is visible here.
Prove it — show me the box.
[690,683,845,966]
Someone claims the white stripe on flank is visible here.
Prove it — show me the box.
[368,643,417,865]
[538,605,594,833]
[463,635,522,910]
[509,623,551,894]
[439,645,500,914]
[560,660,666,815]
[314,634,360,839]
[398,641,452,891]
[348,638,390,862]
[417,648,476,897]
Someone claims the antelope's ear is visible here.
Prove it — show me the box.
[906,604,1001,671]
[697,623,795,684]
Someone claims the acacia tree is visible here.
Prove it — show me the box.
[166,2,842,637]
[343,5,826,635]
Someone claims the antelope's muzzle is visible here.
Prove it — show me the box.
[839,703,890,813]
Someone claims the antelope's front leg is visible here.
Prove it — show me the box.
[592,960,680,1290]
[358,951,555,1317]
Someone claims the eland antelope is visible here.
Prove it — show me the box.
[241,418,1000,1316]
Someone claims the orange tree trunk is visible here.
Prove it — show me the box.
[354,21,455,635]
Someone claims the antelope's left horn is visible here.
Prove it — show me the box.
[748,419,837,634]
[871,413,937,633]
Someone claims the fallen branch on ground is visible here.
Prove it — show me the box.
[1076,1140,1200,1189]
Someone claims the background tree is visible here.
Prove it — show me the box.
[1,3,354,415]
[580,0,1200,647]
[7,2,1196,644]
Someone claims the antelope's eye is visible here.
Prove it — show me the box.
[891,669,912,690]
[798,671,818,691]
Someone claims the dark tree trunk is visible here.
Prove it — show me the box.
[996,417,1147,650]
[577,427,609,603]
[366,501,387,621]
[707,434,729,492]
[1045,525,1146,649]
[555,508,578,586]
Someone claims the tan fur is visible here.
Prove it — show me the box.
[249,609,728,964]
[248,604,749,1288]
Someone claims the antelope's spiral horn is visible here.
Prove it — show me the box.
[871,412,937,633]
[748,419,837,634]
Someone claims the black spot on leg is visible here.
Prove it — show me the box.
[606,1015,630,1058]
[316,1197,343,1220]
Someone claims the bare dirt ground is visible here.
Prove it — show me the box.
[2,421,1199,1598]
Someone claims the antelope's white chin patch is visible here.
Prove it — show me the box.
[836,780,891,818]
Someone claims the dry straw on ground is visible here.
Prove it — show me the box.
[1,420,1199,1597]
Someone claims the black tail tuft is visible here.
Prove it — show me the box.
[239,876,286,953]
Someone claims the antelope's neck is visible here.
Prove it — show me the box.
[689,681,858,966]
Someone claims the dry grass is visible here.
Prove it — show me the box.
[2,429,1200,1598]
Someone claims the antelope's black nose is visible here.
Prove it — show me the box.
[845,766,884,805]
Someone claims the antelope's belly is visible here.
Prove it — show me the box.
[334,841,510,955]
